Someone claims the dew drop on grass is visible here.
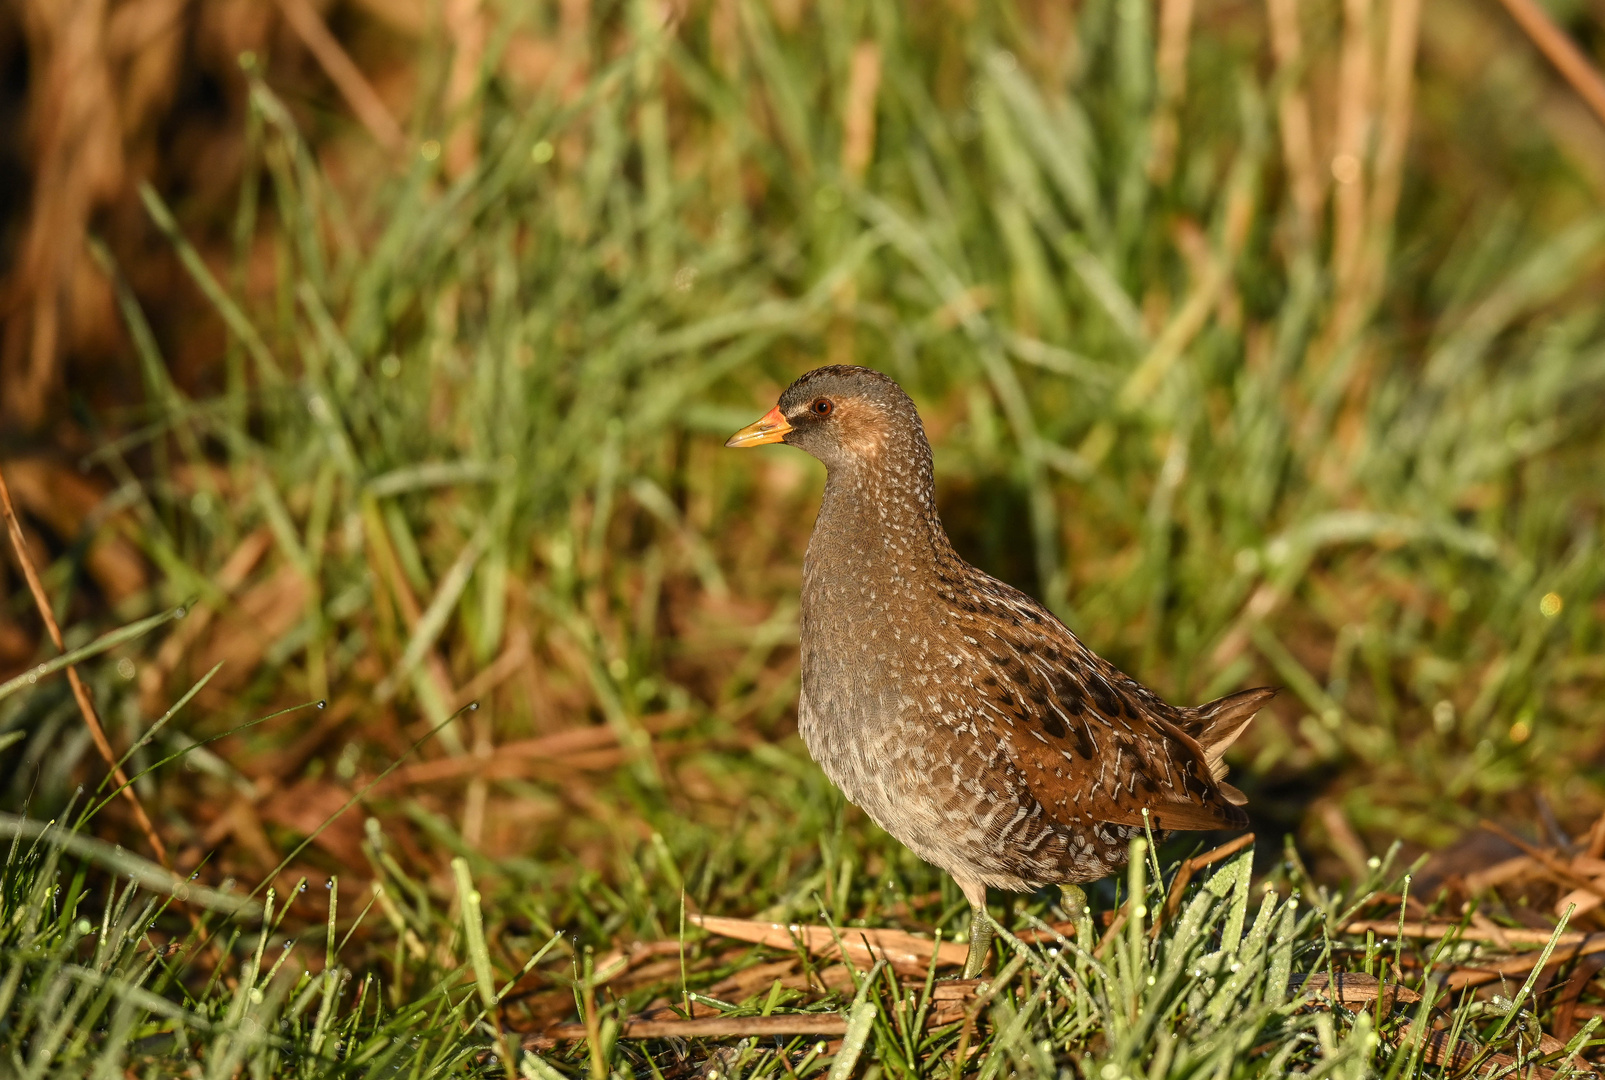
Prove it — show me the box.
[317,700,327,709]
[299,882,307,892]
[325,880,333,889]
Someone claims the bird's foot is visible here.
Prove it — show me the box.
[1054,883,1089,923]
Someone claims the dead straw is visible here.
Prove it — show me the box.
[542,1014,852,1040]
[1154,832,1255,933]
[1494,0,1605,129]
[1295,973,1569,1078]
[0,466,169,866]
[274,0,408,152]
[1264,0,1321,241]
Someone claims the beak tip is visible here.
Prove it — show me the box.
[725,404,793,449]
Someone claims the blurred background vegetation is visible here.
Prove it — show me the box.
[2,0,1605,1066]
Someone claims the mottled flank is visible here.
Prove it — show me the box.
[753,365,1272,910]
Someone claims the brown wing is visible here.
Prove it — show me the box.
[955,576,1247,834]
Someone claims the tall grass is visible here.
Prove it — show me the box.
[95,0,1605,849]
[2,0,1604,1072]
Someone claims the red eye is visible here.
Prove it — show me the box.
[811,398,833,417]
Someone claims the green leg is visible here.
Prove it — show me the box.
[1056,883,1088,922]
[962,901,993,980]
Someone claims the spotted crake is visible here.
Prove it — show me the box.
[727,365,1273,978]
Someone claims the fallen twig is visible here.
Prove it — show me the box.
[539,977,990,1044]
[536,962,1583,1078]
[1441,935,1605,990]
[274,0,407,151]
[533,910,1596,1077]
[1480,819,1605,908]
[0,467,168,866]
[1554,952,1605,1040]
[1293,972,1573,1078]
[1341,920,1596,947]
[691,913,968,974]
[1493,0,1605,130]
[542,1014,851,1041]
[1156,833,1255,933]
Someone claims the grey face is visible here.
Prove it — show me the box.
[774,366,920,472]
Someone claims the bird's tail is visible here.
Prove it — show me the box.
[1186,686,1277,783]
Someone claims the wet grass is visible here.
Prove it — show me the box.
[2,0,1605,1073]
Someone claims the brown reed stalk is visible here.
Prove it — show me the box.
[1265,0,1321,245]
[0,467,169,866]
[1361,0,1422,312]
[275,0,407,152]
[1495,0,1605,129]
[1329,0,1373,308]
[443,0,487,176]
[1149,0,1195,183]
[842,41,882,182]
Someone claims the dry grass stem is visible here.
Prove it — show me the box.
[1265,0,1321,240]
[1149,0,1194,182]
[691,914,970,973]
[1341,920,1599,947]
[1361,0,1422,302]
[1296,973,1568,1078]
[1329,0,1373,328]
[842,41,882,181]
[0,468,168,865]
[544,1014,854,1040]
[274,0,407,151]
[1155,832,1255,932]
[1495,0,1605,129]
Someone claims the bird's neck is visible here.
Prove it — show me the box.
[807,433,958,582]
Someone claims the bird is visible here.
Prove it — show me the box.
[726,365,1273,979]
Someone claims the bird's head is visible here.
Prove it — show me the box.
[725,365,926,473]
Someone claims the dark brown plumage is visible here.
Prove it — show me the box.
[727,365,1272,976]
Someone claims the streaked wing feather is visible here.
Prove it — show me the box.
[963,578,1247,834]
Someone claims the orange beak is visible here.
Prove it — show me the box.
[725,404,793,448]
